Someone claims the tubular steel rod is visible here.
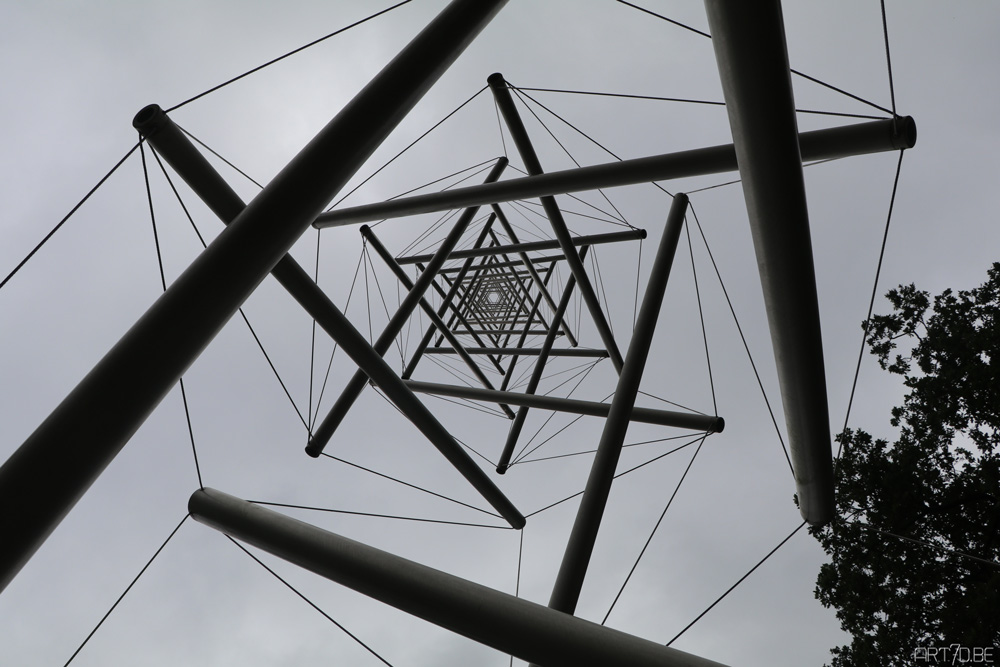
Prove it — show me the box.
[705,0,840,526]
[306,161,510,458]
[439,254,563,273]
[546,194,690,619]
[314,116,915,229]
[360,225,515,418]
[488,73,624,373]
[403,219,503,378]
[189,487,729,667]
[425,347,607,358]
[493,204,577,345]
[497,247,588,473]
[498,260,562,392]
[396,228,644,265]
[0,0,511,592]
[405,377,722,432]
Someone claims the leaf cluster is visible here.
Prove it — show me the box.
[811,264,1000,666]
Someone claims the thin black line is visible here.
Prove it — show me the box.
[840,151,905,449]
[226,537,396,667]
[666,520,807,646]
[689,203,793,475]
[176,124,263,189]
[686,214,717,416]
[139,140,168,292]
[331,86,487,210]
[880,0,897,116]
[517,87,885,121]
[238,306,311,431]
[166,0,414,112]
[613,0,893,115]
[313,247,366,426]
[321,452,501,518]
[1,142,140,292]
[63,515,189,666]
[602,436,707,624]
[525,436,703,518]
[249,501,508,530]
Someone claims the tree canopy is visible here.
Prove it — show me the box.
[811,263,1000,666]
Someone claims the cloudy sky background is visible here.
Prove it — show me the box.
[1,1,998,665]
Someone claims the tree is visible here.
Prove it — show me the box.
[811,263,1000,666]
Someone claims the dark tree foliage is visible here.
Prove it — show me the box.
[811,264,1000,666]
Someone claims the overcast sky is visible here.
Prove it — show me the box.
[1,2,999,666]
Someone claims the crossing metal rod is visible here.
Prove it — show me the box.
[499,260,563,393]
[497,247,589,473]
[0,0,511,593]
[492,205,577,345]
[360,225,516,418]
[425,347,607,358]
[306,160,510,457]
[189,487,729,667]
[403,218,501,378]
[705,0,839,526]
[314,116,915,228]
[396,228,645,265]
[546,194,690,619]
[488,73,624,373]
[405,377,722,432]
[439,254,563,273]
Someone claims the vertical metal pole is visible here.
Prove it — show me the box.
[546,194,689,619]
[496,246,589,473]
[704,0,834,526]
[488,73,624,373]
[361,226,515,418]
[189,487,729,667]
[0,0,510,591]
[306,160,507,456]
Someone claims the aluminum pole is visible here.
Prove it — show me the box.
[405,377,722,432]
[0,0,510,592]
[547,194,690,617]
[489,73,624,373]
[497,247,588,473]
[425,347,607,358]
[493,205,577,345]
[439,254,563,273]
[361,225,516,418]
[396,228,645,265]
[306,160,510,457]
[402,218,502,378]
[705,0,838,526]
[314,117,915,228]
[189,487,729,667]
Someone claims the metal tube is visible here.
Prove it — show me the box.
[547,194,690,617]
[403,217,501,378]
[405,377,722,432]
[499,260,562,392]
[705,0,837,526]
[488,73,624,373]
[314,117,915,228]
[439,254,563,273]
[361,225,515,418]
[493,205,577,345]
[496,247,588,473]
[0,0,510,592]
[396,228,645,265]
[425,347,607,358]
[189,487,729,667]
[307,160,509,457]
